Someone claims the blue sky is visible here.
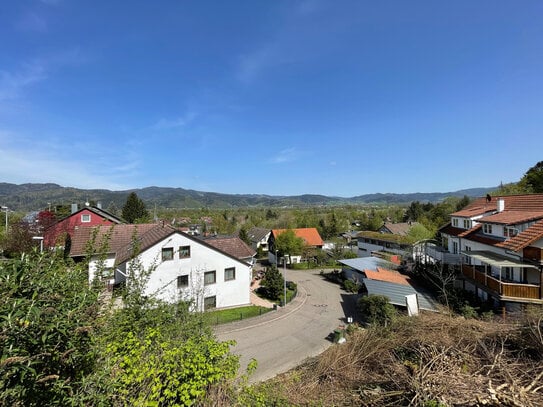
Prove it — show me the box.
[1,1,542,197]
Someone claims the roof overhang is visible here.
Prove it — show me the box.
[462,250,538,269]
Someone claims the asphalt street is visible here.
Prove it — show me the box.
[215,269,358,383]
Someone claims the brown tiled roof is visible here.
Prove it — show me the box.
[438,223,464,237]
[272,228,324,247]
[71,223,253,267]
[204,236,256,259]
[364,267,411,286]
[452,194,543,218]
[115,224,176,265]
[70,224,160,257]
[458,224,482,237]
[496,220,543,252]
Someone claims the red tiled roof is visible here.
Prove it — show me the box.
[363,267,411,286]
[496,219,543,252]
[205,236,256,259]
[272,228,324,247]
[458,224,482,237]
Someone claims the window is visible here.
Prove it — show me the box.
[464,245,472,265]
[483,224,493,234]
[452,241,458,254]
[162,247,174,261]
[503,227,518,237]
[463,219,471,229]
[81,214,91,223]
[179,245,191,258]
[225,267,236,281]
[204,270,216,285]
[177,275,189,288]
[504,267,513,281]
[452,218,459,227]
[204,295,216,310]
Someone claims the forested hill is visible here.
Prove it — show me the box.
[0,182,496,211]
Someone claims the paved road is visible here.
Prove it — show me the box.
[215,269,358,383]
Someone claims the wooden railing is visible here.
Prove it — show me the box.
[461,265,541,300]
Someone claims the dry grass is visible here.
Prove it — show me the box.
[259,312,543,407]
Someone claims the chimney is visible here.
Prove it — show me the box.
[497,198,505,213]
[71,203,78,214]
[97,201,102,209]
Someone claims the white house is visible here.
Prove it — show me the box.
[247,227,271,253]
[70,224,252,311]
[427,194,543,312]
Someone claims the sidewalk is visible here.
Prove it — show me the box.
[249,278,275,309]
[214,283,307,335]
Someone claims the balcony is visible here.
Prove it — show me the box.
[461,264,541,301]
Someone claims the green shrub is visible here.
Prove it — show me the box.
[357,294,397,326]
[342,279,360,293]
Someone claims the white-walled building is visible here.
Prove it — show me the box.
[431,194,543,311]
[70,224,252,311]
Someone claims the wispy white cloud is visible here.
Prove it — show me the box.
[270,147,299,164]
[237,46,278,84]
[0,49,86,102]
[0,61,47,101]
[150,111,197,130]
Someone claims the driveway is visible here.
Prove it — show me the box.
[215,269,358,383]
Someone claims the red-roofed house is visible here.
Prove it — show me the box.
[427,194,543,311]
[268,228,324,264]
[70,224,252,311]
[43,204,124,249]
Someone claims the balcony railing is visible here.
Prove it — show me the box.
[461,265,541,300]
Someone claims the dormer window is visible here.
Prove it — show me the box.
[483,224,492,234]
[452,218,459,227]
[463,219,471,229]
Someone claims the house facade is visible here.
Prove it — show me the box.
[356,225,414,258]
[247,227,272,253]
[70,224,252,311]
[429,194,543,311]
[43,204,124,248]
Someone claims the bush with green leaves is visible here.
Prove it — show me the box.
[342,278,360,293]
[0,252,99,405]
[261,266,285,301]
[104,328,238,406]
[357,294,397,326]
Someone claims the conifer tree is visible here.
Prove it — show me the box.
[122,192,150,223]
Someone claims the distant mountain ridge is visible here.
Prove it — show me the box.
[0,182,497,211]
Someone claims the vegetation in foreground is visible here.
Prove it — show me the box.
[232,312,543,407]
[0,251,242,406]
